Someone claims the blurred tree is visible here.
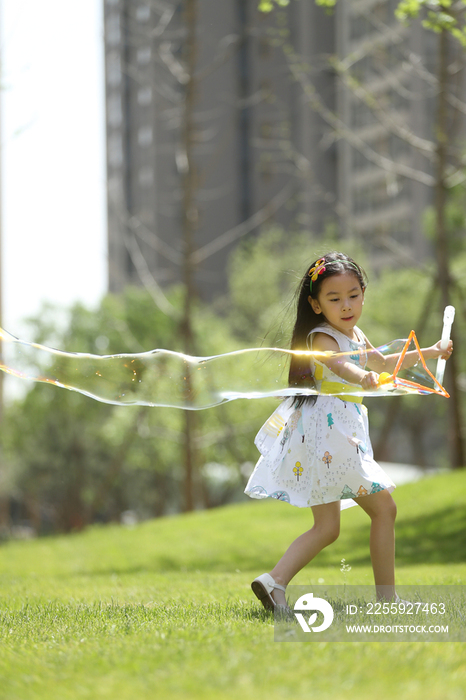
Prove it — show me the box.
[256,0,466,467]
[0,278,282,533]
[1,226,465,535]
[396,1,466,46]
[0,294,176,532]
[266,0,466,47]
[258,0,290,11]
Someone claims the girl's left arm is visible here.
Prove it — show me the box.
[364,335,453,373]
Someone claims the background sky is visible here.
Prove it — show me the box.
[1,0,107,338]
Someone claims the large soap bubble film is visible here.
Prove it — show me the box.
[0,327,448,410]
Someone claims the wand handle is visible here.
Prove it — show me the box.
[436,305,455,385]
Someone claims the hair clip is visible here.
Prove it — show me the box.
[308,259,326,288]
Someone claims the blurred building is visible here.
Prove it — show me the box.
[104,0,335,299]
[103,0,457,299]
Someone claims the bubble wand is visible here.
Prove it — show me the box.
[436,305,455,386]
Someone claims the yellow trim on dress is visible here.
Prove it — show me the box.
[313,360,363,404]
[320,380,363,404]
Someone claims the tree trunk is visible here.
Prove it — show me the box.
[90,407,149,519]
[435,30,465,469]
[181,0,199,511]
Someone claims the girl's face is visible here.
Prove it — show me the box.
[309,272,364,337]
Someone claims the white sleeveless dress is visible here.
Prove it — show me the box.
[244,323,395,510]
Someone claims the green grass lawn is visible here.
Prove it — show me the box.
[1,470,465,700]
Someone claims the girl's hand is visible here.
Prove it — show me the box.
[360,371,379,390]
[429,339,453,360]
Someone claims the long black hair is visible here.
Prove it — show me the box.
[288,252,368,401]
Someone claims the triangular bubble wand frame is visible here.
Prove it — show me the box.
[378,329,450,398]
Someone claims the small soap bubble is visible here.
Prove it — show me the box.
[95,335,109,352]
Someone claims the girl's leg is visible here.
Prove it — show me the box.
[268,500,341,606]
[353,489,397,600]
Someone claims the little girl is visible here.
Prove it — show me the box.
[244,252,453,608]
